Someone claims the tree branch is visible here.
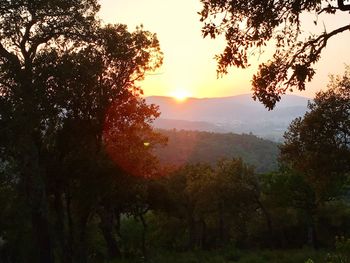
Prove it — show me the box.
[338,0,350,10]
[286,23,350,86]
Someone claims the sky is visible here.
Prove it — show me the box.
[98,0,350,99]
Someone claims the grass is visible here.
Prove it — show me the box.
[110,248,328,263]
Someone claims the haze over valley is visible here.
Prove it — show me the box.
[147,94,310,141]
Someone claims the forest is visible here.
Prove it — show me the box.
[0,1,350,263]
[155,129,279,173]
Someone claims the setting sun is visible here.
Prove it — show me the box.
[171,89,190,102]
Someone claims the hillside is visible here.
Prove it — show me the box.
[146,94,310,141]
[155,129,279,173]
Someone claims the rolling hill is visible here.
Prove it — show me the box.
[155,129,279,173]
[146,94,310,141]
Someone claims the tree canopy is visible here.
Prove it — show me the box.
[280,66,350,204]
[0,1,164,262]
[277,68,350,247]
[199,0,350,109]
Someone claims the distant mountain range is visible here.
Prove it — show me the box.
[146,94,310,141]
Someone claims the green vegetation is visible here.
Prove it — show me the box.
[141,249,327,263]
[155,130,279,173]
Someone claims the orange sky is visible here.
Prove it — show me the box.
[99,0,350,99]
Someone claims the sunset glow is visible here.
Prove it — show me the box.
[99,0,350,99]
[171,89,190,102]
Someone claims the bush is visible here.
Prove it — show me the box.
[326,236,350,263]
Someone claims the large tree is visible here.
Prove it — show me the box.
[0,2,164,262]
[281,67,350,200]
[199,0,350,109]
[279,67,350,247]
[0,1,99,262]
[48,24,163,262]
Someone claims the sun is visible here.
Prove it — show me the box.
[171,89,190,102]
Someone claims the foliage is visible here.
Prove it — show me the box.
[199,0,350,109]
[149,159,265,250]
[0,1,164,262]
[326,236,350,263]
[281,67,350,205]
[0,2,101,262]
[277,68,350,249]
[155,129,279,173]
[133,248,326,263]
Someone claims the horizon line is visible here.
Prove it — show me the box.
[143,93,313,100]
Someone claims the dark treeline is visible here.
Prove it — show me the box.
[1,1,350,263]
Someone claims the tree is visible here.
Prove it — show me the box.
[0,1,99,262]
[33,24,163,262]
[0,2,164,262]
[260,169,317,248]
[212,158,259,247]
[199,0,350,109]
[279,67,350,247]
[161,163,214,250]
[281,67,350,200]
[153,159,260,250]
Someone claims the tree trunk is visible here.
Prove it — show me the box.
[77,215,89,263]
[115,211,122,239]
[53,191,66,263]
[306,210,318,249]
[139,214,147,261]
[65,188,74,263]
[257,200,274,248]
[16,66,54,263]
[99,207,121,259]
[307,222,318,249]
[218,202,225,247]
[22,140,54,263]
[199,219,206,250]
[188,215,196,250]
[31,205,53,263]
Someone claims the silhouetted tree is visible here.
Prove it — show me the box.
[0,2,164,262]
[199,0,350,109]
[39,24,163,262]
[0,1,99,262]
[280,67,350,247]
